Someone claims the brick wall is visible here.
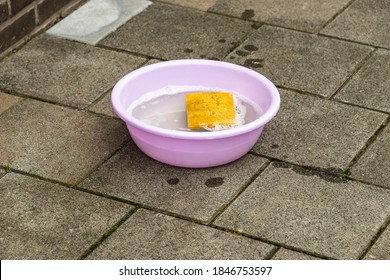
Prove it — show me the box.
[0,0,86,60]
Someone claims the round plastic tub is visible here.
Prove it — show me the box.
[111,59,280,168]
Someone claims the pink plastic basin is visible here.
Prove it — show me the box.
[111,59,280,168]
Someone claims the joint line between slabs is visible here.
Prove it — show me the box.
[72,186,212,225]
[210,224,334,260]
[316,0,357,34]
[318,33,390,50]
[95,43,167,61]
[345,116,390,174]
[358,215,390,260]
[263,246,281,260]
[328,48,377,101]
[207,160,271,225]
[79,207,140,260]
[74,138,132,186]
[275,84,390,116]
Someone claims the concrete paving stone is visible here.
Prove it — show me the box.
[0,99,130,185]
[226,25,372,97]
[159,0,218,11]
[209,0,350,32]
[272,248,321,260]
[0,35,146,109]
[364,225,390,260]
[0,168,5,178]
[47,0,152,45]
[88,59,161,117]
[80,141,268,222]
[213,162,390,259]
[87,209,274,259]
[0,173,133,259]
[0,91,23,115]
[350,124,390,189]
[252,89,387,170]
[321,0,390,49]
[88,91,117,118]
[100,2,254,60]
[334,49,390,113]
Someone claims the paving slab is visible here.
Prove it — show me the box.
[88,91,117,118]
[0,91,23,115]
[225,25,372,97]
[0,173,133,259]
[159,0,218,11]
[252,89,387,170]
[364,225,390,260]
[87,209,274,259]
[272,248,321,260]
[80,141,268,222]
[213,162,390,259]
[334,49,390,113]
[0,99,130,185]
[100,2,254,60]
[47,0,152,45]
[350,124,390,189]
[0,35,146,108]
[321,0,390,49]
[209,0,350,32]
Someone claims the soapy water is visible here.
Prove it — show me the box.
[128,86,262,131]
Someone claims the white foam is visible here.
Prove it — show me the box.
[128,85,262,131]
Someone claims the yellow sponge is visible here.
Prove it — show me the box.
[185,92,236,130]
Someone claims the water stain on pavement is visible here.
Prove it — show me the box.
[244,45,258,52]
[273,161,347,183]
[236,50,250,56]
[205,177,225,188]
[166,178,180,185]
[241,9,255,20]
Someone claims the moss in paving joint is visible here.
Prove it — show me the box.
[211,223,333,259]
[272,160,348,183]
[6,168,75,188]
[329,47,376,100]
[79,207,139,259]
[207,160,271,225]
[358,215,390,259]
[75,138,132,186]
[263,246,281,260]
[3,165,12,173]
[346,115,390,174]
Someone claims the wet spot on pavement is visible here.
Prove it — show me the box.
[244,45,258,52]
[273,162,347,183]
[241,9,255,20]
[205,177,225,188]
[167,178,180,185]
[236,50,250,56]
